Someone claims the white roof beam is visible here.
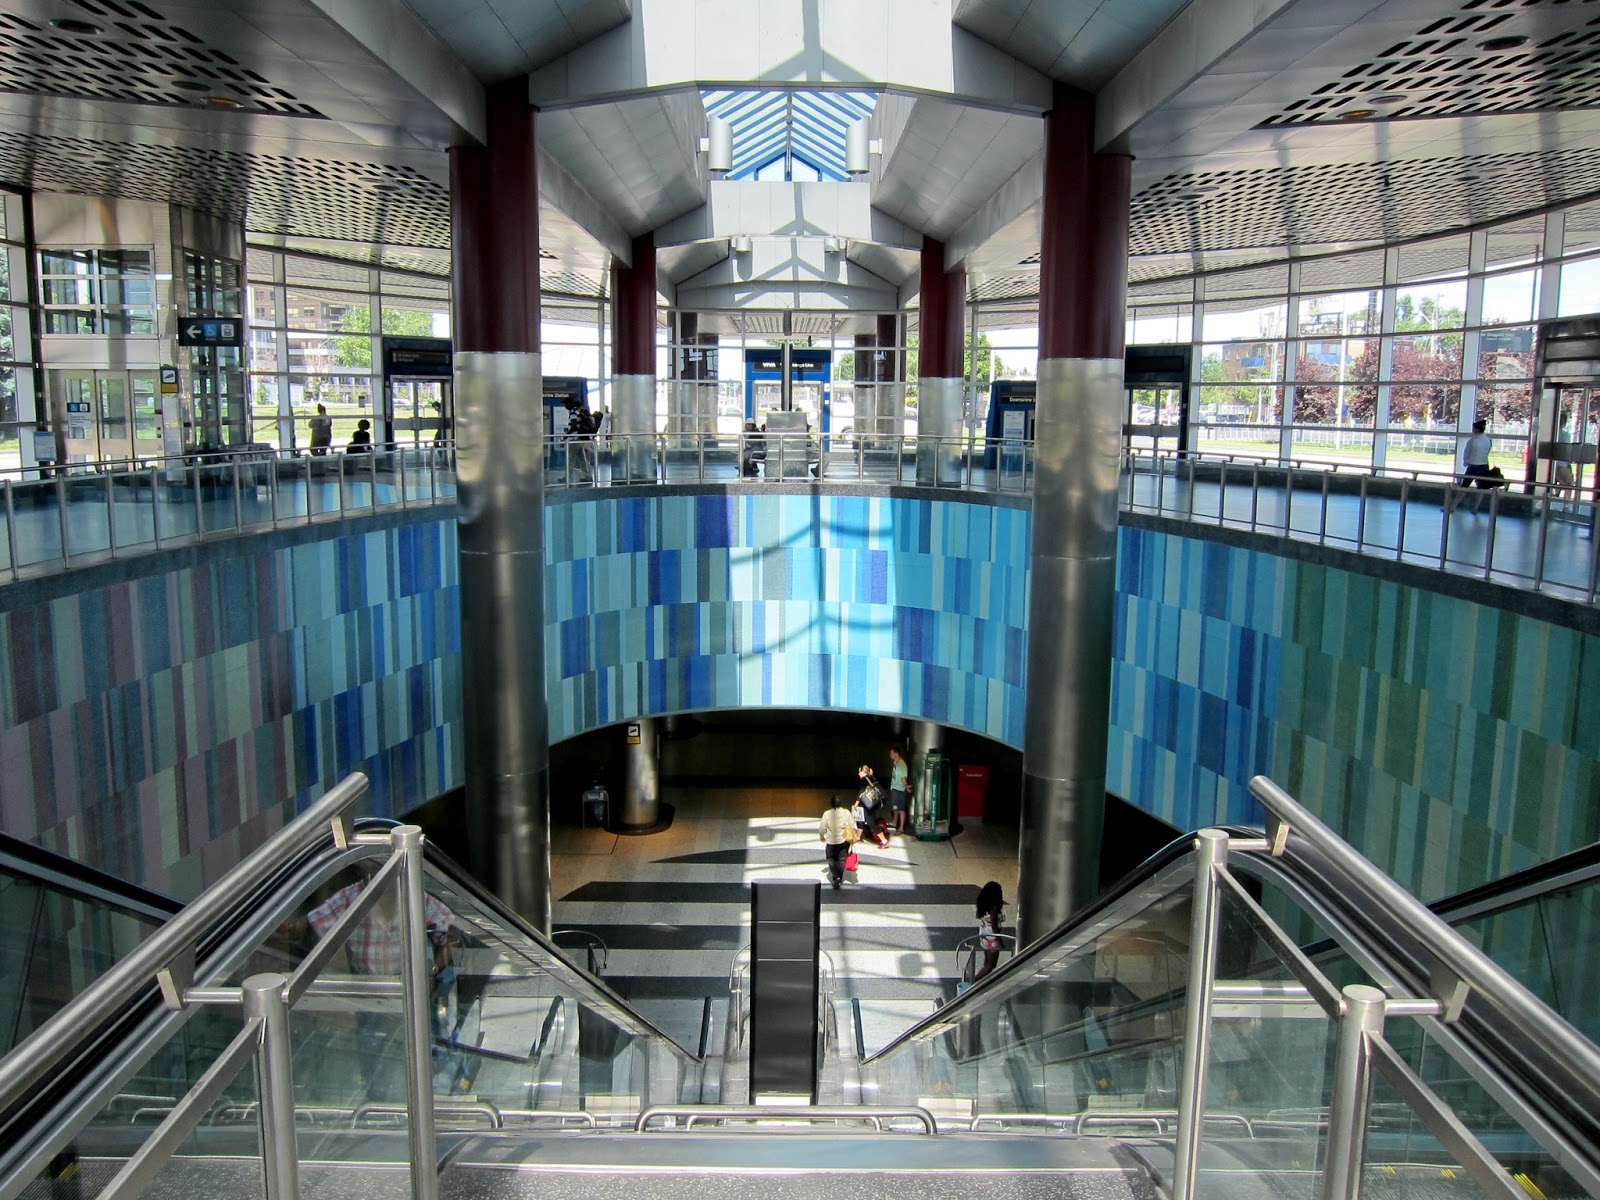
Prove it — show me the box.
[528,0,1052,114]
[655,181,921,250]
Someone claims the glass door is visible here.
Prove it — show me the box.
[1125,385,1183,456]
[130,372,162,459]
[51,370,97,464]
[97,375,130,463]
[390,378,450,447]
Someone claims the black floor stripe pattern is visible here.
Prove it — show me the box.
[557,879,974,1004]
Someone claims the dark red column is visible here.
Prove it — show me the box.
[610,233,656,376]
[609,233,658,476]
[918,239,966,483]
[1017,82,1134,946]
[450,79,540,354]
[919,237,965,379]
[876,313,899,382]
[1038,85,1131,361]
[449,76,550,932]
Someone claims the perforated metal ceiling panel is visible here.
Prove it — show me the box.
[0,130,450,247]
[1261,0,1600,128]
[0,0,321,116]
[1130,147,1600,256]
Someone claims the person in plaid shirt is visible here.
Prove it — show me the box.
[305,877,458,976]
[300,865,462,1093]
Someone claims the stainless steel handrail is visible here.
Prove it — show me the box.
[0,772,369,1111]
[1248,774,1600,1090]
[636,1104,937,1134]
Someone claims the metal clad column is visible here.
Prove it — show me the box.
[612,233,658,480]
[918,238,965,486]
[451,79,550,932]
[1017,84,1132,947]
[621,716,660,828]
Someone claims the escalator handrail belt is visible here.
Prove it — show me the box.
[1250,775,1600,1093]
[0,772,369,1109]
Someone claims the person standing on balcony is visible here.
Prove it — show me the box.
[308,403,333,456]
[1449,418,1493,514]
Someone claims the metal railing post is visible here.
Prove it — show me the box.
[56,472,70,565]
[394,824,440,1200]
[1483,487,1500,580]
[1171,828,1229,1200]
[192,460,205,537]
[1396,478,1409,561]
[337,452,347,517]
[1320,984,1387,1200]
[231,457,243,530]
[3,479,16,579]
[1356,475,1368,553]
[1217,461,1227,526]
[1533,487,1552,590]
[399,447,409,508]
[1250,462,1260,531]
[105,472,118,556]
[240,973,299,1200]
[1157,451,1167,514]
[1319,469,1330,544]
[150,464,163,547]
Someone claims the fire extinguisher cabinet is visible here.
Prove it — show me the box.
[956,764,990,820]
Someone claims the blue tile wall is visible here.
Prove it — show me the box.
[543,494,1032,747]
[4,500,1596,904]
[0,520,463,898]
[1108,525,1600,899]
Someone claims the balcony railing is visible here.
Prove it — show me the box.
[3,437,1595,608]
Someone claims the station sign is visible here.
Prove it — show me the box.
[177,317,244,348]
[159,366,179,395]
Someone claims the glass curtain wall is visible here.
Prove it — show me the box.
[0,192,39,472]
[246,250,449,452]
[1114,203,1600,475]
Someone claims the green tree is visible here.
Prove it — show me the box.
[834,351,854,381]
[334,308,436,369]
[902,332,1001,386]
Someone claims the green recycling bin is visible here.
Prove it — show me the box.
[913,750,954,840]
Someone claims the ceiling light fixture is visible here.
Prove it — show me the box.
[1338,108,1377,120]
[1175,190,1209,202]
[1479,35,1528,52]
[49,17,100,34]
[204,94,242,110]
[1368,92,1409,105]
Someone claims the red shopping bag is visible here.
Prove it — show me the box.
[844,849,859,873]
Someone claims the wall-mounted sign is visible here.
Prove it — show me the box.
[382,336,453,379]
[159,365,179,396]
[177,317,244,348]
[626,723,641,745]
[65,401,91,414]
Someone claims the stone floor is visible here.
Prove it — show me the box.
[550,784,1019,1055]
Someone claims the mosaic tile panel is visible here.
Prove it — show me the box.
[1108,526,1600,899]
[0,521,463,898]
[544,495,1032,747]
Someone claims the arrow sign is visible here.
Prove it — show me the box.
[177,316,245,348]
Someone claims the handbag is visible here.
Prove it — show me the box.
[844,849,859,872]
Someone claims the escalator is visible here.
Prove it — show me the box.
[0,832,180,1061]
[0,773,1597,1199]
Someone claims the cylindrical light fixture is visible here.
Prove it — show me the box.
[845,118,871,174]
[707,116,733,173]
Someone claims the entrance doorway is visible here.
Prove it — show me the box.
[50,368,161,465]
[389,377,451,448]
[744,347,833,437]
[1125,384,1183,455]
[1538,383,1600,509]
[1123,345,1193,460]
